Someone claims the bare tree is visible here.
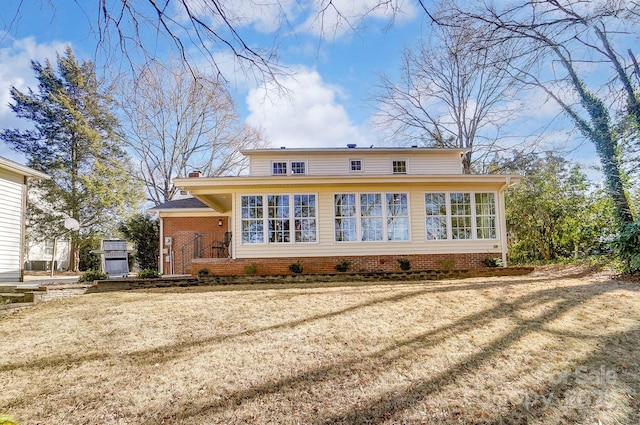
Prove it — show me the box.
[441,0,638,224]
[117,61,267,205]
[2,1,410,83]
[374,13,521,173]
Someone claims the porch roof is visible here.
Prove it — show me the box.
[173,174,522,213]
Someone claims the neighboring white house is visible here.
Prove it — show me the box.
[0,156,49,282]
[164,146,521,276]
[24,238,71,272]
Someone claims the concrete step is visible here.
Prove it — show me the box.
[0,285,17,293]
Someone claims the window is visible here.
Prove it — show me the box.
[361,193,383,241]
[424,192,497,240]
[350,159,362,172]
[241,194,317,244]
[268,195,290,242]
[334,194,357,242]
[387,193,409,241]
[241,195,264,243]
[425,193,448,240]
[44,240,54,257]
[392,159,407,174]
[294,194,317,242]
[450,193,472,239]
[272,162,287,175]
[475,193,496,239]
[291,161,306,175]
[272,160,307,175]
[334,192,410,242]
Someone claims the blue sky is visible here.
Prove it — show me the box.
[0,0,598,171]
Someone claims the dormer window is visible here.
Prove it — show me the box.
[392,159,407,174]
[350,159,363,172]
[272,160,307,175]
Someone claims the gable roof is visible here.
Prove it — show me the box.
[148,197,210,211]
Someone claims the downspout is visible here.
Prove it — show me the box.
[158,215,164,275]
[499,176,513,267]
[20,176,28,282]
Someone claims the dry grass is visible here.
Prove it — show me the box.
[1,267,639,424]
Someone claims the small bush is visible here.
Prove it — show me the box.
[197,268,211,277]
[288,261,303,274]
[482,257,502,268]
[137,269,160,279]
[334,259,351,272]
[397,258,411,271]
[78,269,108,282]
[436,259,455,271]
[244,262,258,274]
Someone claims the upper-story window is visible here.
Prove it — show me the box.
[291,161,306,175]
[350,159,363,172]
[392,159,407,174]
[272,161,287,175]
[272,160,306,175]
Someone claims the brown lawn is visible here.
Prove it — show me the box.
[1,267,639,424]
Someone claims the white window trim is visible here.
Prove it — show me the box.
[423,191,499,241]
[240,193,318,244]
[391,158,408,174]
[349,158,364,173]
[271,159,308,175]
[333,191,411,243]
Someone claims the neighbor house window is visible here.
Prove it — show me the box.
[424,192,497,240]
[241,194,317,244]
[392,159,407,174]
[425,193,448,240]
[272,162,287,175]
[350,159,362,172]
[334,192,410,242]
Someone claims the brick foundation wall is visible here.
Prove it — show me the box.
[192,252,500,276]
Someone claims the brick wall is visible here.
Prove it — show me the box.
[164,216,226,234]
[192,252,499,276]
[163,216,228,274]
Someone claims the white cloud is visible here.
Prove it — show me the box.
[0,37,70,162]
[245,68,366,148]
[179,0,301,34]
[0,37,70,126]
[298,0,418,38]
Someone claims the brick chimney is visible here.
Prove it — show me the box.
[188,170,201,178]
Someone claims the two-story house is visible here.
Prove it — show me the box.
[153,146,520,275]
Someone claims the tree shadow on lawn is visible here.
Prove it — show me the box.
[4,273,638,425]
[150,276,640,424]
[0,274,564,374]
